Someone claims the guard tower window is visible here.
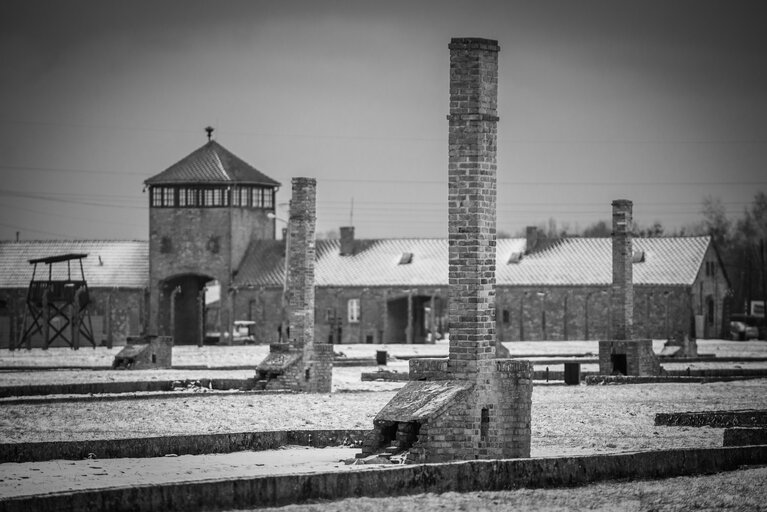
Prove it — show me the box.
[264,189,274,208]
[186,188,198,206]
[163,187,175,207]
[252,188,263,208]
[151,187,162,207]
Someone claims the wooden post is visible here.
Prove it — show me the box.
[41,287,50,350]
[72,286,83,350]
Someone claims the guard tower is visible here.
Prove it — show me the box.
[144,128,280,345]
[13,253,95,350]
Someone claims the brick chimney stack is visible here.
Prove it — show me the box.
[286,177,317,348]
[446,38,500,378]
[611,199,633,341]
[525,226,538,254]
[339,226,355,256]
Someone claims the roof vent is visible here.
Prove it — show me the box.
[399,252,414,265]
[507,252,523,264]
[631,250,645,263]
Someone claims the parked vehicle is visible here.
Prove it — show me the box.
[729,314,762,341]
[205,320,257,345]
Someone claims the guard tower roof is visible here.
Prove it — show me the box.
[144,140,281,187]
[28,253,88,265]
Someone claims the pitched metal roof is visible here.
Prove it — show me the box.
[144,140,281,187]
[0,241,148,289]
[496,236,711,286]
[233,236,712,288]
[0,236,709,291]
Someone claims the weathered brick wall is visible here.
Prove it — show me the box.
[148,207,232,336]
[409,357,449,380]
[598,339,661,376]
[447,37,500,378]
[230,207,275,269]
[407,359,532,463]
[496,285,692,341]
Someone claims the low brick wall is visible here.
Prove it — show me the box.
[361,371,410,381]
[3,446,766,512]
[0,429,370,463]
[0,378,256,398]
[723,427,767,446]
[586,373,767,385]
[655,409,767,428]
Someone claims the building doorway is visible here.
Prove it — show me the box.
[385,294,444,343]
[160,274,213,345]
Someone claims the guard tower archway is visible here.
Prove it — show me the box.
[12,253,95,350]
[159,273,213,345]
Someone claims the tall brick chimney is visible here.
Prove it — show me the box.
[286,178,317,347]
[611,199,633,341]
[257,177,332,392]
[360,37,532,464]
[447,37,500,379]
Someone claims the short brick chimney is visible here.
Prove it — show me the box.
[525,226,538,254]
[339,226,355,256]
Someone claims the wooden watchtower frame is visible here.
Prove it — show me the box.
[12,253,96,350]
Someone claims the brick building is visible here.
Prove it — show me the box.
[0,139,731,348]
[0,231,730,348]
[232,230,731,344]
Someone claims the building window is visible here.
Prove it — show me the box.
[348,298,360,323]
[178,188,187,207]
[232,188,240,206]
[163,187,175,207]
[151,187,162,207]
[186,188,198,206]
[502,309,510,324]
[264,189,274,208]
[252,188,263,208]
[240,187,249,207]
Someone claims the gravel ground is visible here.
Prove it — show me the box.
[244,466,767,512]
[2,339,764,368]
[2,379,766,458]
[1,340,767,508]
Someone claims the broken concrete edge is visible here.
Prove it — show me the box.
[3,445,767,512]
[723,427,767,446]
[655,409,767,428]
[0,378,257,398]
[0,429,371,463]
[586,374,767,385]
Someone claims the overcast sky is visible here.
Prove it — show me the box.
[1,0,766,241]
